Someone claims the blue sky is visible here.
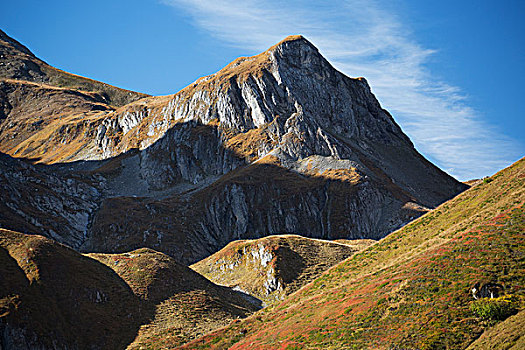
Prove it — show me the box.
[1,0,523,180]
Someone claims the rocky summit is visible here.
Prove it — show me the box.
[0,32,466,265]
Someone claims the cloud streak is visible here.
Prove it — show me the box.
[162,0,522,180]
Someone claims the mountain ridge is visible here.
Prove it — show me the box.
[0,29,148,107]
[1,28,522,350]
[0,30,466,263]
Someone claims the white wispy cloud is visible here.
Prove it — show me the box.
[162,0,522,180]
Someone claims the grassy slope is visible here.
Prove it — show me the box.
[0,232,259,349]
[87,249,260,349]
[183,157,525,350]
[466,310,524,350]
[0,229,144,349]
[0,79,114,161]
[191,235,373,305]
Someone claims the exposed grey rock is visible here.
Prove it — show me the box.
[0,153,103,249]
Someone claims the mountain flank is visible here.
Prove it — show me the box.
[0,229,145,349]
[0,27,522,350]
[466,310,525,349]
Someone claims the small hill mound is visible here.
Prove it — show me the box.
[0,229,144,349]
[191,235,373,305]
[88,248,261,349]
[184,158,525,349]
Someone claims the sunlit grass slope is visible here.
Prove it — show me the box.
[184,157,524,349]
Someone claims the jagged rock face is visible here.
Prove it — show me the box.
[0,34,467,264]
[0,153,104,249]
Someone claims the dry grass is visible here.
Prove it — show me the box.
[88,248,260,349]
[1,29,148,107]
[466,310,525,349]
[0,229,145,349]
[0,231,259,349]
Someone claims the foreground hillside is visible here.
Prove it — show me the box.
[184,157,525,349]
[192,235,373,305]
[466,310,524,349]
[0,231,259,349]
[0,229,143,349]
[89,249,260,349]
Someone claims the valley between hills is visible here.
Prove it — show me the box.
[0,28,523,349]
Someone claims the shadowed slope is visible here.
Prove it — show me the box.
[0,229,146,350]
[85,146,428,264]
[184,157,525,349]
[88,248,260,349]
[0,231,260,350]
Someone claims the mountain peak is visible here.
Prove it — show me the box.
[276,34,308,45]
[269,34,318,56]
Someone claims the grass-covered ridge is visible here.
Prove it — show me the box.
[183,157,525,349]
[0,29,148,107]
[191,235,373,305]
[87,248,260,349]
